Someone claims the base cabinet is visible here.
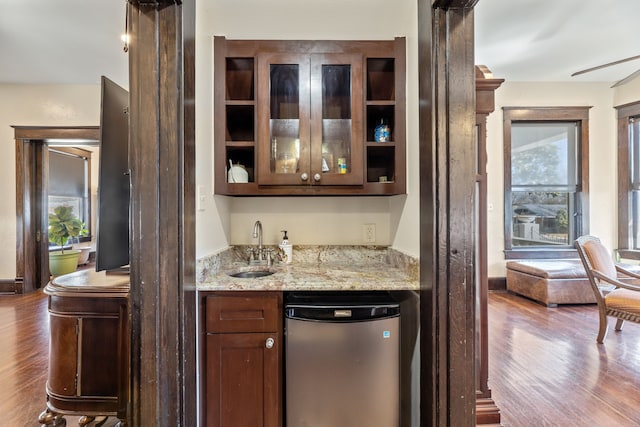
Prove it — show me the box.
[203,292,282,427]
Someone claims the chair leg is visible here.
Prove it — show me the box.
[596,310,609,343]
[615,318,624,331]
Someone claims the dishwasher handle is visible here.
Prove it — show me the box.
[285,303,399,322]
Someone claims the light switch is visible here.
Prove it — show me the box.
[197,185,206,211]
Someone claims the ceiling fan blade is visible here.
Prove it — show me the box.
[611,68,640,88]
[571,54,640,77]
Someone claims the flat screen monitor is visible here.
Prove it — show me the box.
[95,76,130,273]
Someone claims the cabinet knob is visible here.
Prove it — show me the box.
[300,173,309,181]
[265,337,275,349]
[313,173,321,182]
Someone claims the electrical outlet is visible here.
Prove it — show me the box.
[363,223,376,243]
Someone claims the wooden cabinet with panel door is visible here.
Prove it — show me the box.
[39,270,129,427]
[203,292,282,427]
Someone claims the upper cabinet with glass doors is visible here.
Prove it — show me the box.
[214,37,405,196]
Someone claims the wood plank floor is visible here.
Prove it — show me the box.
[3,288,640,426]
[489,291,640,427]
[0,289,119,427]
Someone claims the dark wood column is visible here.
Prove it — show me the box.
[475,65,504,425]
[126,1,196,425]
[419,1,479,425]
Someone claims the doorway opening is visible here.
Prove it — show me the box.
[13,126,99,294]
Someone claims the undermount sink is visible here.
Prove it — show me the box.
[228,270,275,279]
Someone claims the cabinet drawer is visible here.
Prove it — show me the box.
[206,293,280,333]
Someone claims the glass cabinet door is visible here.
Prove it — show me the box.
[310,54,363,186]
[257,53,311,185]
[258,52,363,187]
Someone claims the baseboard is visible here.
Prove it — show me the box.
[476,396,502,425]
[488,276,506,291]
[0,279,16,294]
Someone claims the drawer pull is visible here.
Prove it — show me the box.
[265,337,275,349]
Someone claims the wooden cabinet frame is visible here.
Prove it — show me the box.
[214,37,406,196]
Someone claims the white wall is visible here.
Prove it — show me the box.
[0,84,100,279]
[614,76,640,106]
[486,80,640,277]
[194,0,421,259]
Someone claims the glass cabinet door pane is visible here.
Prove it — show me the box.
[270,64,301,174]
[310,53,363,186]
[321,65,351,174]
[257,53,310,186]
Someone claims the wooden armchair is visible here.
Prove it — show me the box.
[575,235,640,343]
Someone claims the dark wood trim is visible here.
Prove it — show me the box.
[616,100,640,118]
[502,106,591,120]
[129,0,180,5]
[433,0,480,8]
[13,126,99,294]
[618,249,640,260]
[0,279,16,294]
[504,249,579,260]
[475,66,503,425]
[420,2,477,425]
[13,126,100,141]
[127,0,196,425]
[488,277,507,291]
[417,1,435,423]
[502,106,591,258]
[616,100,640,252]
[182,0,197,424]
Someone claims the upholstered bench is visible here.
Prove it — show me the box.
[506,260,596,307]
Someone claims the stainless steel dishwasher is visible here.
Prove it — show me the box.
[285,292,400,427]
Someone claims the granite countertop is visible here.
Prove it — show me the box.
[197,246,419,292]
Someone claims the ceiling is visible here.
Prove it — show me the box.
[0,0,128,86]
[1,0,638,86]
[475,0,640,84]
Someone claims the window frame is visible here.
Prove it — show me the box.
[616,101,640,260]
[503,106,590,259]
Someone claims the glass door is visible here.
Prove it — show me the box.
[257,53,310,185]
[310,54,363,186]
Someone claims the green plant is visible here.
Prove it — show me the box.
[556,208,568,232]
[48,205,88,253]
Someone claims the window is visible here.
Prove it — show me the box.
[616,101,640,259]
[48,147,93,243]
[503,107,590,259]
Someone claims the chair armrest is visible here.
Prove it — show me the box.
[593,269,640,292]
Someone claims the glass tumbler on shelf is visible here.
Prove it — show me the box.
[276,152,297,174]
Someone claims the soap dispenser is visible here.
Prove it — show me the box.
[279,230,292,264]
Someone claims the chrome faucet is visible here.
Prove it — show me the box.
[248,220,274,265]
[252,220,263,259]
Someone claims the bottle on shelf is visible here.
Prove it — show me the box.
[374,118,391,142]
